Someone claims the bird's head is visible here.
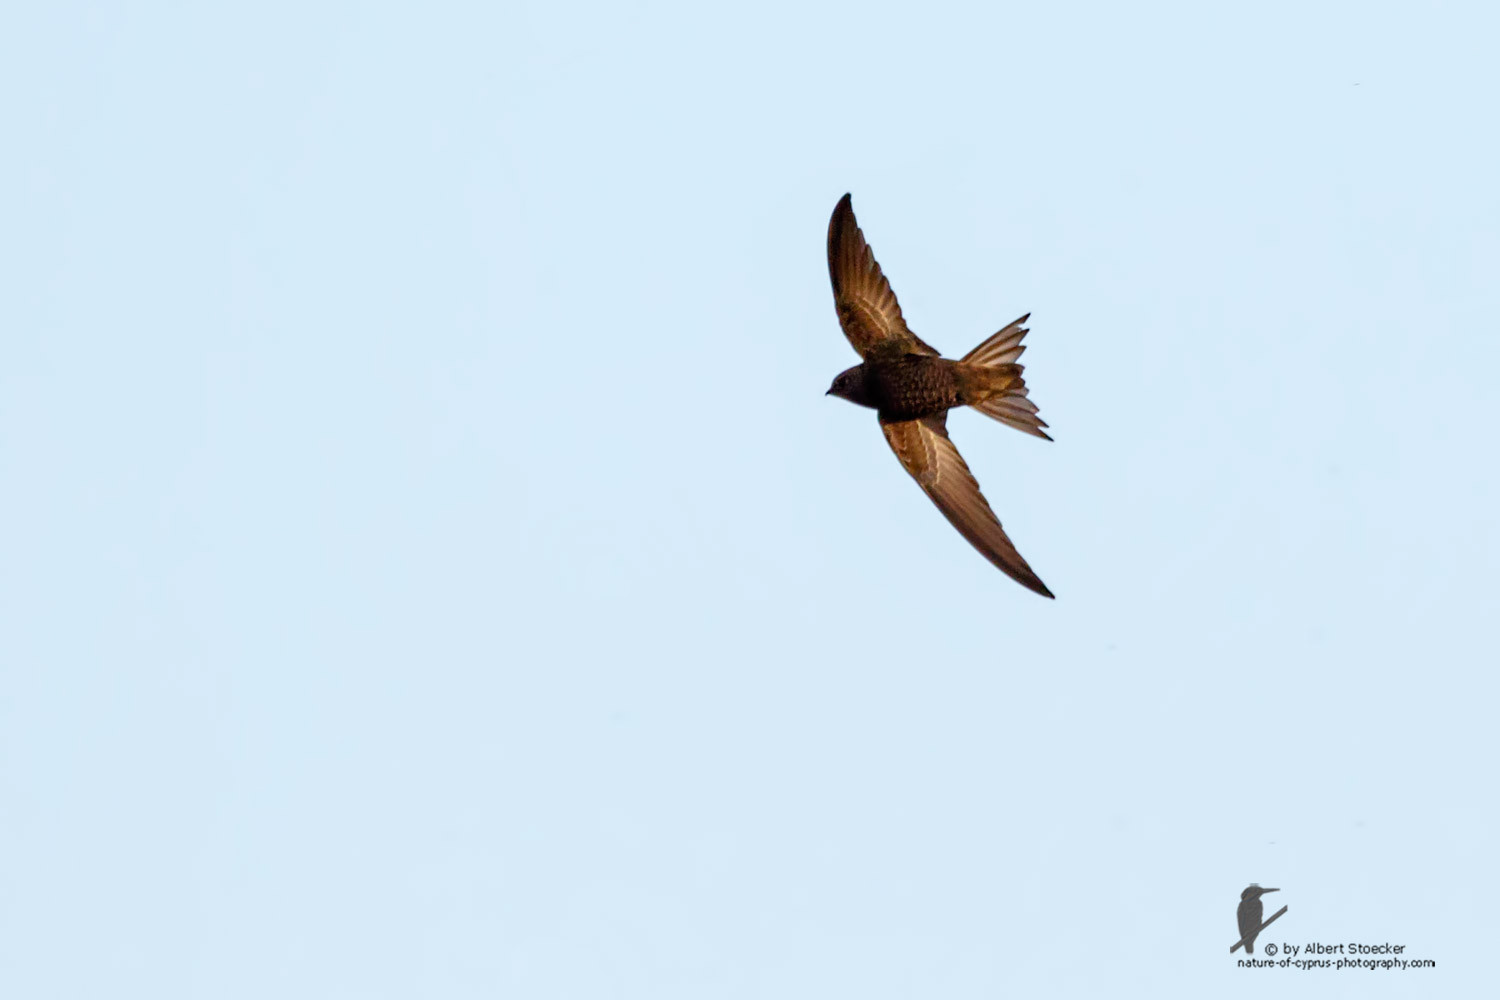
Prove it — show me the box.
[1241,885,1279,901]
[826,365,870,406]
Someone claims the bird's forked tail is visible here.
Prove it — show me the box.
[957,314,1051,440]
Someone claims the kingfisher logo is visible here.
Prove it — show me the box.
[1231,884,1287,954]
[1229,886,1436,971]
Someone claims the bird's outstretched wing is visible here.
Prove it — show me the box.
[880,414,1054,598]
[827,194,939,360]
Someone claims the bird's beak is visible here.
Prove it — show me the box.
[825,389,832,395]
[1262,888,1280,894]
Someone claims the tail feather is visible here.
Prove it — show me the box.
[974,392,1051,441]
[961,313,1031,366]
[960,314,1052,441]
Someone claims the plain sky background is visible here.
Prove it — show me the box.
[3,1,1497,996]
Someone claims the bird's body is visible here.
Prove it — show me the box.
[1237,897,1263,953]
[829,355,960,420]
[823,193,1055,597]
[830,355,1037,423]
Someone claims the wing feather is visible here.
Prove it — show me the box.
[827,194,940,360]
[880,415,1054,598]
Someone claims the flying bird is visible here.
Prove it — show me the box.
[1236,885,1279,954]
[824,193,1054,598]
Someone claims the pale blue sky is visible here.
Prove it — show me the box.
[3,1,1497,996]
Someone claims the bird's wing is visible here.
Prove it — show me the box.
[1237,902,1261,942]
[880,414,1054,598]
[827,194,940,360]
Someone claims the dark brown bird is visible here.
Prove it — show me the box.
[824,193,1054,598]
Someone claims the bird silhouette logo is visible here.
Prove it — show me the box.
[1231,884,1287,954]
